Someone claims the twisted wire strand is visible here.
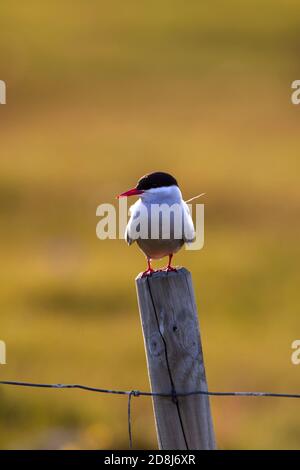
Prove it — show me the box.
[1,380,300,449]
[1,380,300,399]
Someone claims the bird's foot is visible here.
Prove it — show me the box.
[163,265,178,273]
[141,268,156,278]
[163,254,177,273]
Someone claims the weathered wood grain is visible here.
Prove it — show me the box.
[136,267,216,450]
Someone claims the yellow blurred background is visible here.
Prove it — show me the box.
[0,0,300,449]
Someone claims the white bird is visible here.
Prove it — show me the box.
[117,172,196,276]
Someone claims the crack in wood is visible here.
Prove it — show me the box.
[146,276,189,450]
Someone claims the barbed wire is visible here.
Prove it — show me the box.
[1,380,300,449]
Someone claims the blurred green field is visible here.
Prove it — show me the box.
[0,0,300,449]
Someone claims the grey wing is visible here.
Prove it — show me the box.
[125,201,139,246]
[182,201,195,243]
[125,221,135,245]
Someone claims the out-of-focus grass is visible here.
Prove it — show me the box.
[0,0,300,449]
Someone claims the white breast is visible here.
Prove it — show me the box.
[125,186,195,259]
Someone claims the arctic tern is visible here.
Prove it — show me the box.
[117,172,196,276]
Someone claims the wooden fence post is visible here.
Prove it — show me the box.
[135,267,216,450]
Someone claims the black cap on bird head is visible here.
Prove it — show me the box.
[136,172,178,190]
[117,172,178,198]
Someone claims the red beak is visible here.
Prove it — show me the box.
[116,188,144,199]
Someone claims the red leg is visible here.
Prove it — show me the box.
[141,257,155,277]
[164,254,177,272]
